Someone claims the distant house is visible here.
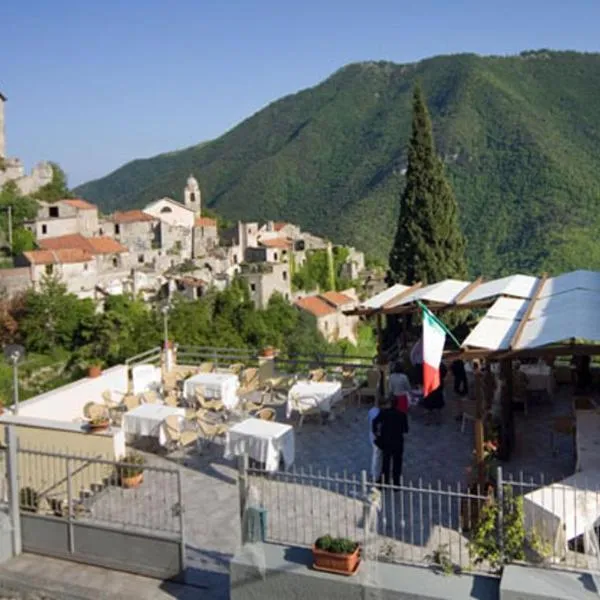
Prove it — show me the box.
[24,198,100,239]
[144,198,195,229]
[295,289,359,343]
[103,210,159,252]
[193,216,219,257]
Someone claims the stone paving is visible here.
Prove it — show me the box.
[0,382,581,599]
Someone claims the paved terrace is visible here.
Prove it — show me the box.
[1,384,578,599]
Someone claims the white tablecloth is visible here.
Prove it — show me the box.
[576,410,600,472]
[183,372,240,409]
[132,364,162,395]
[286,380,342,419]
[224,418,295,472]
[520,364,554,396]
[122,404,185,446]
[523,469,600,558]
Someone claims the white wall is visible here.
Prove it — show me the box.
[16,365,129,423]
[145,198,194,229]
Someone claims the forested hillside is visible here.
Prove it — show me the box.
[76,50,600,277]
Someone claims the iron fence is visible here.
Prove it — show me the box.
[17,446,183,537]
[241,461,600,574]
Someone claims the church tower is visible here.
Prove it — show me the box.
[184,175,201,216]
[0,91,6,158]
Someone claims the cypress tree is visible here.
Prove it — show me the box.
[388,84,467,285]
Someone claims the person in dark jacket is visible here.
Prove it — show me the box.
[372,398,409,486]
[451,359,468,397]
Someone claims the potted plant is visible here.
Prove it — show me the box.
[20,486,39,512]
[117,453,146,489]
[88,362,102,378]
[87,415,110,432]
[312,534,360,575]
[261,346,276,358]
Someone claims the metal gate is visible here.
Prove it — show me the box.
[12,440,185,579]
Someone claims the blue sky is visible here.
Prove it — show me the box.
[2,0,599,186]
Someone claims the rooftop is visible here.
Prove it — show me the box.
[23,248,93,265]
[60,198,97,211]
[319,290,355,307]
[195,217,217,227]
[295,295,337,317]
[259,237,291,249]
[111,210,156,224]
[39,234,128,255]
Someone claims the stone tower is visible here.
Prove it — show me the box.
[184,174,201,216]
[0,91,6,158]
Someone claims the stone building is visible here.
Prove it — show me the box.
[193,216,219,258]
[240,262,291,309]
[295,289,359,343]
[24,198,99,239]
[103,210,159,252]
[144,197,195,229]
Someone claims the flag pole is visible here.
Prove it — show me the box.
[416,300,461,348]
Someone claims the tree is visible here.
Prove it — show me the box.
[388,84,467,285]
[31,163,73,203]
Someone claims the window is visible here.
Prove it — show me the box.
[250,283,256,292]
[45,264,54,275]
[49,206,59,218]
[285,293,290,300]
[115,224,120,235]
[282,270,287,281]
[160,206,173,213]
[112,257,119,268]
[233,255,238,264]
[324,321,329,331]
[190,193,195,203]
[138,254,145,264]
[84,263,89,271]
[41,224,47,235]
[274,252,278,261]
[99,228,103,235]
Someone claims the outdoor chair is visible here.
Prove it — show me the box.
[289,392,322,428]
[255,408,276,422]
[142,390,159,404]
[123,395,141,411]
[228,363,245,375]
[195,388,224,412]
[240,368,259,392]
[195,417,229,446]
[83,402,109,421]
[243,394,265,414]
[163,415,199,450]
[164,391,179,407]
[357,368,380,406]
[101,390,120,410]
[198,362,214,373]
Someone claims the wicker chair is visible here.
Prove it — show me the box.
[228,363,245,375]
[164,391,179,407]
[163,415,199,449]
[357,368,380,406]
[83,402,109,420]
[142,390,159,404]
[123,395,141,411]
[195,388,224,412]
[101,390,119,410]
[255,408,276,422]
[196,417,229,446]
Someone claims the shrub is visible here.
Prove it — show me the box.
[117,453,145,479]
[315,534,358,554]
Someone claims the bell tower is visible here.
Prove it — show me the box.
[184,174,201,216]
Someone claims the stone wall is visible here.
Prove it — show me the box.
[113,220,157,252]
[0,160,53,195]
[0,267,31,297]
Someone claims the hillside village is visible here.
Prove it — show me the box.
[0,90,379,344]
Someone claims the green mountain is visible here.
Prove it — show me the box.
[75,50,600,277]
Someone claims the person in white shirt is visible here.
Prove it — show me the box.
[368,404,382,481]
[388,362,412,413]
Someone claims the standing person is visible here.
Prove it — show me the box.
[367,403,382,481]
[410,337,423,388]
[388,361,412,413]
[451,359,468,397]
[372,398,409,486]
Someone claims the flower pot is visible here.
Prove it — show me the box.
[88,365,102,378]
[312,544,360,576]
[88,420,110,432]
[261,347,276,358]
[121,473,144,489]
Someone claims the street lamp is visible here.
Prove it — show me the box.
[161,304,171,350]
[4,345,25,415]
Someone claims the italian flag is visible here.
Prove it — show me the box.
[422,307,447,397]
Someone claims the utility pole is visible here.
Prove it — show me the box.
[7,205,12,253]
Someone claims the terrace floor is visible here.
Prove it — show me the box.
[6,383,580,599]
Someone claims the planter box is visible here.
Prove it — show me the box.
[88,366,102,378]
[312,544,360,576]
[88,421,110,433]
[121,473,144,489]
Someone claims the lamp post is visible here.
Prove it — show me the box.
[4,345,25,415]
[161,304,170,350]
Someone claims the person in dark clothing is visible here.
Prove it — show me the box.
[450,359,468,397]
[372,398,409,486]
[421,362,447,424]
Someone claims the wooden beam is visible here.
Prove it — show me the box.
[453,277,484,305]
[508,273,548,351]
[382,281,423,309]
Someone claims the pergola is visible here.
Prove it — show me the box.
[347,269,600,478]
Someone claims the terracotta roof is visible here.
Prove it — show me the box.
[112,210,156,224]
[273,222,287,231]
[195,217,217,227]
[39,234,128,255]
[259,237,291,249]
[23,248,93,265]
[320,291,354,307]
[60,198,97,211]
[295,295,336,318]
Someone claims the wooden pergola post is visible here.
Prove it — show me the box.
[474,371,485,485]
[499,359,514,461]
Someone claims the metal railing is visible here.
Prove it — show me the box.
[240,460,600,574]
[125,347,162,367]
[17,446,183,537]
